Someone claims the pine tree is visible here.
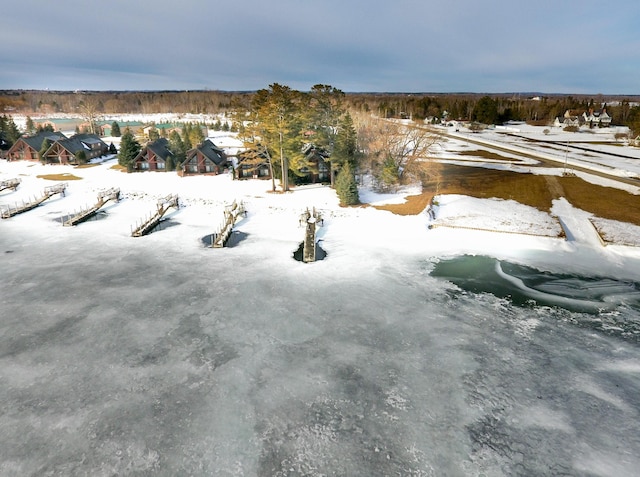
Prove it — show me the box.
[111,121,121,137]
[75,150,87,164]
[168,130,186,165]
[25,116,35,135]
[118,129,141,169]
[331,112,358,186]
[39,139,51,163]
[182,123,193,150]
[335,161,359,206]
[0,115,20,148]
[165,154,175,172]
[189,123,205,145]
[148,127,160,142]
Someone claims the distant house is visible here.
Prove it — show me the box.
[98,121,144,137]
[553,110,581,128]
[299,143,330,183]
[131,138,174,172]
[34,118,84,133]
[42,133,109,165]
[180,139,228,176]
[235,148,271,179]
[6,131,67,161]
[582,108,611,128]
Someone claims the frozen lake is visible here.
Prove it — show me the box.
[2,222,640,476]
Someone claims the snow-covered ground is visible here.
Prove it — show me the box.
[2,122,640,475]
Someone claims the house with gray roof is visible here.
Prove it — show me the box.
[180,139,228,176]
[42,133,108,164]
[132,138,174,172]
[6,131,67,161]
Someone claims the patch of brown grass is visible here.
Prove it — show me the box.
[375,164,640,226]
[75,163,99,169]
[561,176,640,225]
[456,150,517,161]
[36,173,82,181]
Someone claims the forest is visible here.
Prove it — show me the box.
[2,89,640,134]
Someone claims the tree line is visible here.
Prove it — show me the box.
[4,89,640,134]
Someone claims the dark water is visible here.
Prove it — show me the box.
[201,230,248,248]
[431,255,640,314]
[55,210,109,224]
[292,241,327,262]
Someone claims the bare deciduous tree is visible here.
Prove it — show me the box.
[354,113,442,191]
[77,95,102,134]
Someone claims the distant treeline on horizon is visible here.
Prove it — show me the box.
[2,89,640,130]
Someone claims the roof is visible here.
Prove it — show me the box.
[186,139,227,165]
[21,131,66,150]
[145,137,173,161]
[53,134,106,154]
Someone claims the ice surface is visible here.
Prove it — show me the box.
[2,151,640,475]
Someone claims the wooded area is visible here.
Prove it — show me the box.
[2,89,640,133]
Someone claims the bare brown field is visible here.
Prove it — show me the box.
[36,173,82,181]
[375,164,640,226]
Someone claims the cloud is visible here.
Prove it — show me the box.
[1,0,638,93]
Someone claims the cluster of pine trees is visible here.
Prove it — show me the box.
[237,83,360,205]
[0,115,20,151]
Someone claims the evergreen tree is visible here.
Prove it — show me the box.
[472,96,498,125]
[39,139,51,163]
[331,111,358,186]
[118,129,141,169]
[168,130,186,166]
[243,83,303,191]
[0,115,20,148]
[189,123,205,145]
[111,121,121,137]
[148,127,160,142]
[25,116,35,135]
[75,150,87,164]
[182,123,193,150]
[109,142,117,154]
[165,154,176,172]
[335,161,360,206]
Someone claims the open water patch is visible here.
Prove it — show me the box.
[54,210,110,224]
[201,230,248,248]
[430,255,640,314]
[293,241,327,262]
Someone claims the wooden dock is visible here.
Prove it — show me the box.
[0,178,21,193]
[211,200,246,248]
[131,194,179,237]
[63,188,120,226]
[300,207,323,262]
[1,182,67,219]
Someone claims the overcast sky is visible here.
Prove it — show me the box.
[2,0,638,94]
